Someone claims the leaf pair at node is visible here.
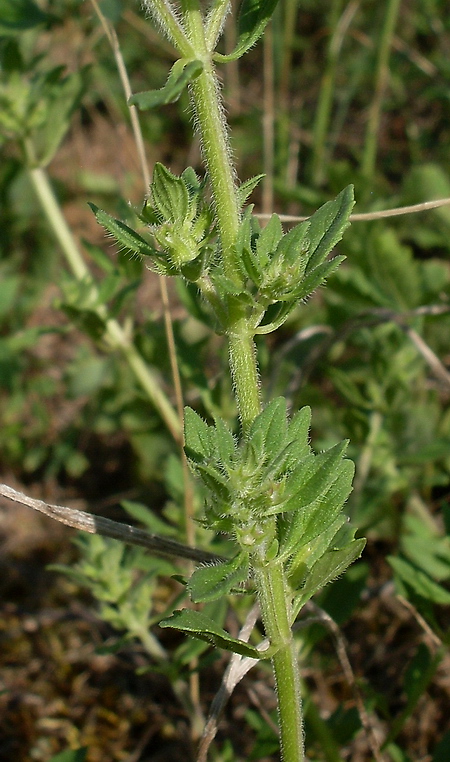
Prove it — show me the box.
[211,185,355,335]
[161,397,365,656]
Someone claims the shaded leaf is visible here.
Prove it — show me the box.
[388,556,450,604]
[188,555,248,602]
[159,608,264,658]
[0,0,49,34]
[214,0,281,62]
[129,59,203,109]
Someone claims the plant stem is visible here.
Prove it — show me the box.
[361,0,401,183]
[179,8,303,760]
[27,166,181,443]
[228,315,261,435]
[180,0,261,431]
[253,557,304,762]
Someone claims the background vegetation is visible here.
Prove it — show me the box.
[0,0,449,760]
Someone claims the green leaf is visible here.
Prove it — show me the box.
[159,608,265,658]
[36,67,90,167]
[48,749,88,762]
[273,219,310,268]
[237,174,265,206]
[194,460,231,500]
[214,0,281,62]
[256,213,284,265]
[129,59,203,109]
[121,500,178,537]
[282,441,350,514]
[151,162,190,222]
[300,460,355,541]
[293,537,366,613]
[0,0,49,34]
[306,185,354,271]
[213,415,236,467]
[282,513,347,572]
[88,204,156,258]
[388,556,450,605]
[247,397,287,458]
[188,555,248,602]
[289,256,346,302]
[287,407,311,450]
[184,406,214,462]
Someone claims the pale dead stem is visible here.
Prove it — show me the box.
[0,483,221,565]
[256,196,450,223]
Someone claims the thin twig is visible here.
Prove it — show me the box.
[256,196,450,223]
[395,595,443,650]
[0,484,222,565]
[403,326,450,391]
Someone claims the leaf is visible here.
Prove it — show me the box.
[388,556,450,605]
[287,407,311,452]
[273,219,310,269]
[293,538,366,613]
[194,460,231,500]
[291,256,346,302]
[121,500,178,537]
[0,0,49,34]
[151,162,190,222]
[184,406,214,461]
[214,0,281,62]
[247,398,287,458]
[36,67,90,167]
[300,460,355,541]
[306,185,354,271]
[280,513,347,588]
[213,415,236,467]
[237,174,265,206]
[282,441,350,514]
[159,608,265,658]
[188,555,248,602]
[129,59,203,109]
[256,213,283,265]
[88,204,156,258]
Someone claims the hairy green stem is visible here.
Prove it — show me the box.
[142,0,193,56]
[177,7,303,760]
[228,316,261,435]
[28,166,181,442]
[253,557,304,762]
[180,0,261,432]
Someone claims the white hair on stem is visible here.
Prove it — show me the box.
[141,0,186,44]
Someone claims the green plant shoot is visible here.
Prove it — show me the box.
[89,1,366,760]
